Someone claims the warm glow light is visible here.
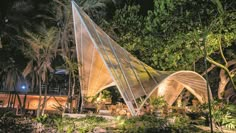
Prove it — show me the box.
[157,82,167,96]
[97,97,101,102]
[0,94,68,111]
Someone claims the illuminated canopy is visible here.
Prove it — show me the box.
[71,1,211,116]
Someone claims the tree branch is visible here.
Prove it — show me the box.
[206,57,236,91]
[201,64,216,76]
[219,37,228,66]
[227,60,236,67]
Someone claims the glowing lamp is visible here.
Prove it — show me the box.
[21,85,26,90]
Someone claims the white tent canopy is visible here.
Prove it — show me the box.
[71,1,212,116]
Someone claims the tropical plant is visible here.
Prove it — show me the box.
[201,100,236,130]
[61,55,79,113]
[52,0,81,112]
[118,114,169,132]
[0,0,33,49]
[169,115,191,131]
[0,0,54,50]
[22,25,57,117]
[54,117,64,133]
[0,59,23,91]
[52,0,75,56]
[78,0,124,24]
[203,0,236,94]
[102,0,236,103]
[0,59,25,109]
[35,114,48,124]
[101,90,111,99]
[74,115,107,132]
[149,96,167,114]
[103,0,236,71]
[0,0,55,97]
[0,110,16,131]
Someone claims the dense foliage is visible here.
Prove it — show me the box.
[102,0,236,102]
[104,0,236,71]
[201,100,236,130]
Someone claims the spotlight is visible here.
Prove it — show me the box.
[21,85,26,90]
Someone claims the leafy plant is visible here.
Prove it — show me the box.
[169,115,191,131]
[118,115,169,132]
[54,117,64,133]
[66,124,74,133]
[104,0,236,72]
[35,114,48,124]
[149,96,167,114]
[0,111,16,129]
[201,100,236,130]
[22,26,58,117]
[52,116,75,133]
[74,116,107,132]
[101,90,111,99]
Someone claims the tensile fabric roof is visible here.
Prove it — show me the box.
[71,1,212,116]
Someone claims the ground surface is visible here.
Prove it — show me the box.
[0,111,235,133]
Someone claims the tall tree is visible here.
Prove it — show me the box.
[0,58,25,110]
[22,26,57,117]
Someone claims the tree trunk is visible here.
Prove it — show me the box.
[224,87,236,103]
[70,74,76,113]
[207,57,236,91]
[22,94,27,113]
[37,80,42,117]
[217,60,236,99]
[78,91,82,113]
[66,73,71,113]
[41,84,48,115]
[218,69,229,99]
[13,92,16,108]
[201,64,216,76]
[7,91,12,108]
[15,92,23,113]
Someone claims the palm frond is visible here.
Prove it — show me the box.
[23,60,34,78]
[23,30,42,53]
[3,66,23,91]
[12,1,33,12]
[61,55,78,75]
[23,25,58,88]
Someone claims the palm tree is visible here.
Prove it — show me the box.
[0,0,33,48]
[52,0,80,113]
[22,25,57,117]
[52,0,123,53]
[0,57,28,113]
[78,0,125,24]
[61,55,79,112]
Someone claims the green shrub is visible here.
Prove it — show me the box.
[169,115,191,131]
[53,117,75,133]
[0,110,17,131]
[118,115,169,132]
[74,115,107,133]
[201,100,236,130]
[35,114,48,124]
